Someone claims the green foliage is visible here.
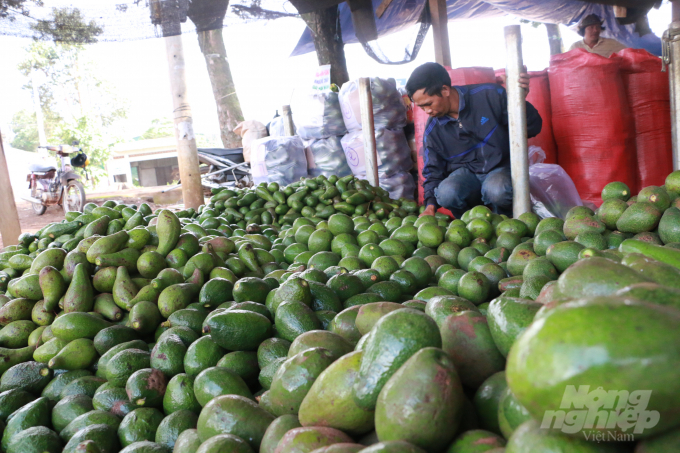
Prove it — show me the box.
[139,118,174,140]
[0,0,41,20]
[31,7,103,44]
[57,116,121,188]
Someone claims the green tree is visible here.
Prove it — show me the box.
[138,118,174,140]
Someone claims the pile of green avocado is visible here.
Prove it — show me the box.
[0,171,679,453]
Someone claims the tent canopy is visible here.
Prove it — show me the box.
[291,0,663,59]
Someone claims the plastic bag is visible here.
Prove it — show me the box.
[290,91,347,140]
[528,145,546,166]
[339,77,407,132]
[341,128,413,178]
[304,136,352,178]
[377,170,416,200]
[233,120,268,163]
[268,116,287,138]
[529,163,583,219]
[250,136,308,185]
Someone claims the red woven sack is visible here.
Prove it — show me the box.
[548,49,636,206]
[614,48,672,191]
[414,67,496,214]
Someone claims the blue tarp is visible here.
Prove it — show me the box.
[291,0,662,58]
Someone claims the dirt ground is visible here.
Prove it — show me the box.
[1,196,164,249]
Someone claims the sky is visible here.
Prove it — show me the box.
[0,1,673,146]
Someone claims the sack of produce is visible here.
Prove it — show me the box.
[549,49,636,206]
[339,77,407,132]
[291,91,347,140]
[615,48,672,191]
[250,136,308,185]
[304,136,352,178]
[376,170,416,200]
[341,128,413,178]
[268,116,287,137]
[233,120,268,163]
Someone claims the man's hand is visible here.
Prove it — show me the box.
[420,205,436,217]
[499,67,531,95]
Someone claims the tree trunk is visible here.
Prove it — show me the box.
[301,6,349,86]
[545,23,563,56]
[196,28,244,148]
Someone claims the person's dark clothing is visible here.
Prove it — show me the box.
[422,83,542,211]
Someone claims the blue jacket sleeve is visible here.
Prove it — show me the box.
[526,100,542,139]
[422,127,445,209]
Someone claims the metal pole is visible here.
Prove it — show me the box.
[281,105,295,137]
[358,78,379,186]
[0,128,22,246]
[165,34,205,209]
[669,21,680,171]
[504,25,531,216]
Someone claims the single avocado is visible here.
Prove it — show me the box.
[126,368,167,408]
[275,301,321,343]
[60,410,121,442]
[260,415,301,453]
[506,296,680,439]
[105,349,151,387]
[173,429,202,452]
[505,420,618,453]
[118,408,165,447]
[268,347,336,416]
[545,241,585,273]
[0,388,36,421]
[163,373,201,415]
[59,376,107,400]
[156,410,198,448]
[617,201,662,233]
[61,424,119,453]
[183,335,226,378]
[486,297,542,357]
[196,394,275,449]
[0,361,51,394]
[275,427,353,453]
[298,350,374,435]
[440,311,505,388]
[353,309,441,411]
[375,347,464,451]
[194,366,252,406]
[473,371,507,436]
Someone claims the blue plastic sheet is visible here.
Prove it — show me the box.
[291,0,661,58]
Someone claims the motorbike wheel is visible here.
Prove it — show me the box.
[63,180,86,214]
[31,202,46,215]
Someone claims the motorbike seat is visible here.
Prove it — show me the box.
[29,163,57,173]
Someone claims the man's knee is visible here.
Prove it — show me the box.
[435,171,477,209]
[482,169,513,207]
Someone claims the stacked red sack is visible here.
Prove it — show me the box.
[614,48,673,191]
[549,49,637,206]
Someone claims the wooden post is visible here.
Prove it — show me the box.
[429,0,451,67]
[164,35,204,210]
[0,128,22,246]
[674,0,680,22]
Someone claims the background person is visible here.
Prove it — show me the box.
[569,14,626,58]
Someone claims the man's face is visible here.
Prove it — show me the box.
[412,86,451,118]
[584,24,602,42]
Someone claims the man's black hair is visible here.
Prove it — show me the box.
[406,62,451,99]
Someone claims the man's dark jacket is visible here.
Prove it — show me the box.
[422,83,543,208]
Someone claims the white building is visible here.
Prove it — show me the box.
[107,137,180,187]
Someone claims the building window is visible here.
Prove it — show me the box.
[113,174,128,183]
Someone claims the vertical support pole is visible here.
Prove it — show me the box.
[165,34,204,209]
[504,25,531,216]
[281,105,295,137]
[31,72,47,147]
[358,78,379,186]
[673,0,680,22]
[669,20,680,171]
[0,128,22,246]
[429,0,451,67]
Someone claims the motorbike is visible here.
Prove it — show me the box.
[22,144,89,215]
